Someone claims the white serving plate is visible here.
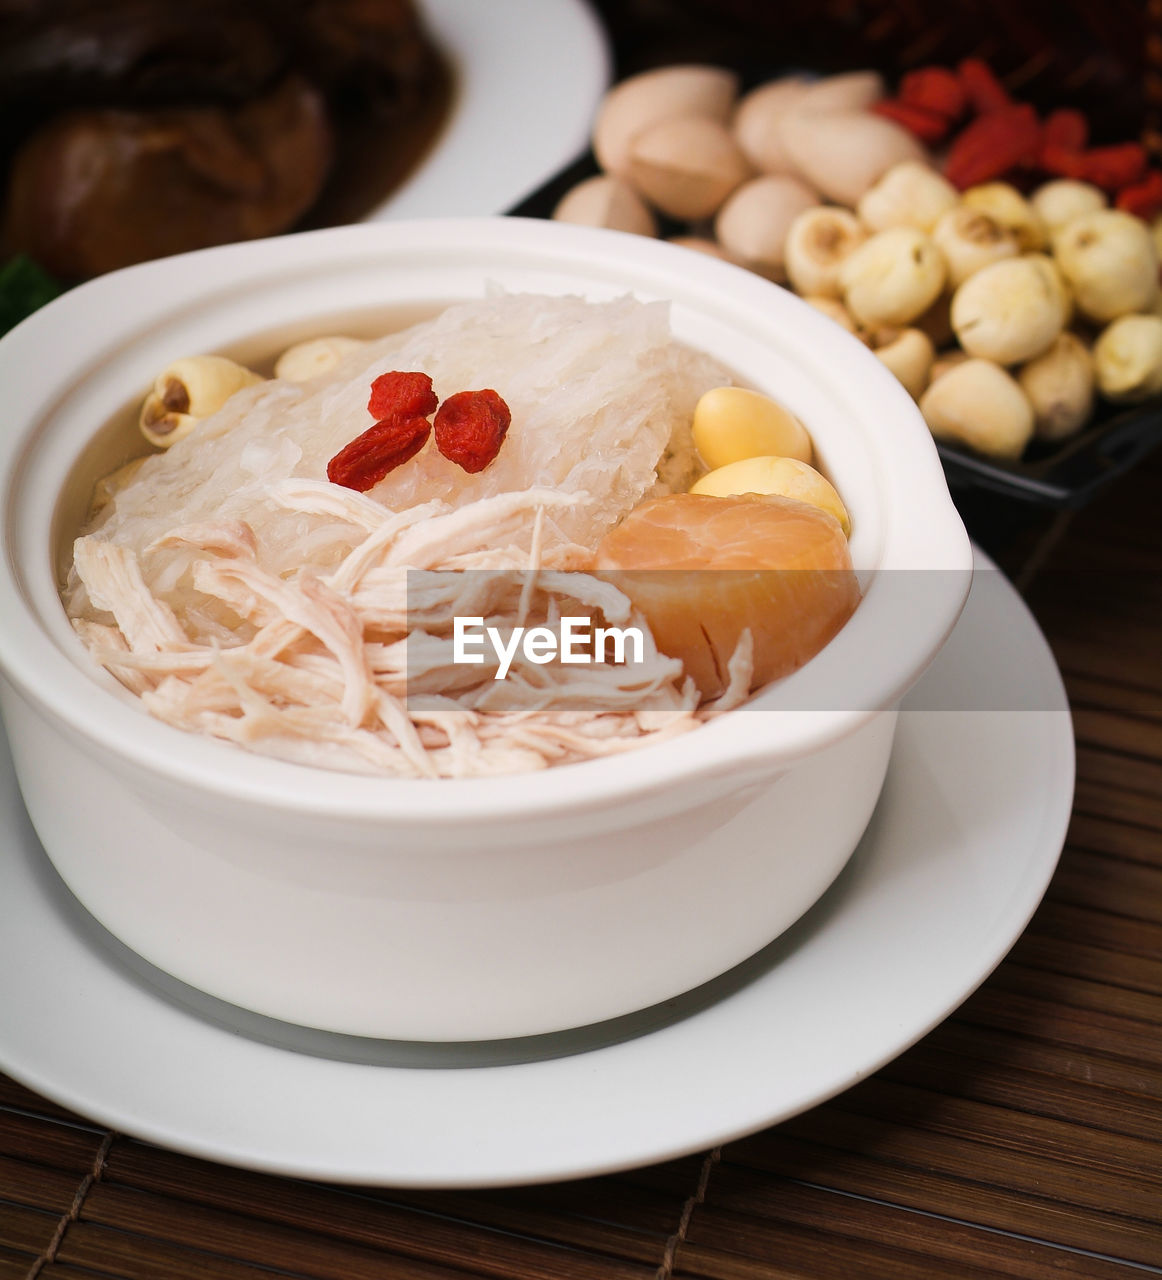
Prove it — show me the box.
[0,549,1074,1187]
[370,0,610,220]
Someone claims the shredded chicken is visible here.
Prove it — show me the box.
[70,492,752,777]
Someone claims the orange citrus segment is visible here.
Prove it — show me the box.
[594,492,858,699]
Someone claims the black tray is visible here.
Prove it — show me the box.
[507,153,1162,514]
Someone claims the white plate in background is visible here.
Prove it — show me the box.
[369,0,610,220]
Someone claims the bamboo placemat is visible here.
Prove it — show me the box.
[1,450,1160,1277]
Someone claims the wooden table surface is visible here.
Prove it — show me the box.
[2,463,1159,1280]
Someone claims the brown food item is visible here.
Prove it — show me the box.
[0,0,442,278]
[286,0,436,105]
[2,75,332,279]
[0,0,433,114]
[0,0,285,120]
[594,492,858,700]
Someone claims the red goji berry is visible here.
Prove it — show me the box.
[944,104,1041,189]
[433,389,511,473]
[899,66,967,121]
[1116,170,1162,220]
[1040,142,1090,180]
[1080,143,1148,191]
[957,59,1012,114]
[367,370,438,421]
[872,99,951,144]
[327,415,432,491]
[1041,108,1088,154]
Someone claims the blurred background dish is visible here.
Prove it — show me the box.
[527,0,1162,553]
[0,0,609,284]
[586,0,1150,139]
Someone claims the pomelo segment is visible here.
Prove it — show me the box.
[594,492,859,699]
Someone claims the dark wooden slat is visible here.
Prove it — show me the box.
[57,1221,313,1280]
[726,1131,1162,1267]
[386,1187,674,1263]
[1044,605,1162,678]
[953,985,1162,1068]
[1065,672,1162,724]
[41,1269,158,1280]
[1048,847,1162,922]
[0,1245,43,1280]
[108,1141,676,1266]
[1030,568,1162,619]
[922,1019,1162,1098]
[0,1111,107,1175]
[0,1152,83,1213]
[1050,621,1162,670]
[1074,744,1162,800]
[81,1183,658,1280]
[1064,814,1162,867]
[41,1268,155,1280]
[828,1076,1162,1184]
[883,1041,1162,1143]
[1030,522,1162,566]
[1072,707,1162,762]
[394,1168,688,1236]
[1055,513,1162,559]
[0,1199,63,1256]
[777,1106,1162,1223]
[1059,842,1162,895]
[1049,634,1162,697]
[613,1156,707,1199]
[1046,591,1162,632]
[0,1078,92,1128]
[1008,930,1162,997]
[1073,778,1162,833]
[1024,900,1162,963]
[985,961,1162,1025]
[692,1176,1149,1280]
[676,1217,1002,1280]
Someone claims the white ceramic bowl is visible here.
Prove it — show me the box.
[0,218,972,1040]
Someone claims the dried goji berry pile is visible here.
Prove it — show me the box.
[873,60,1162,219]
